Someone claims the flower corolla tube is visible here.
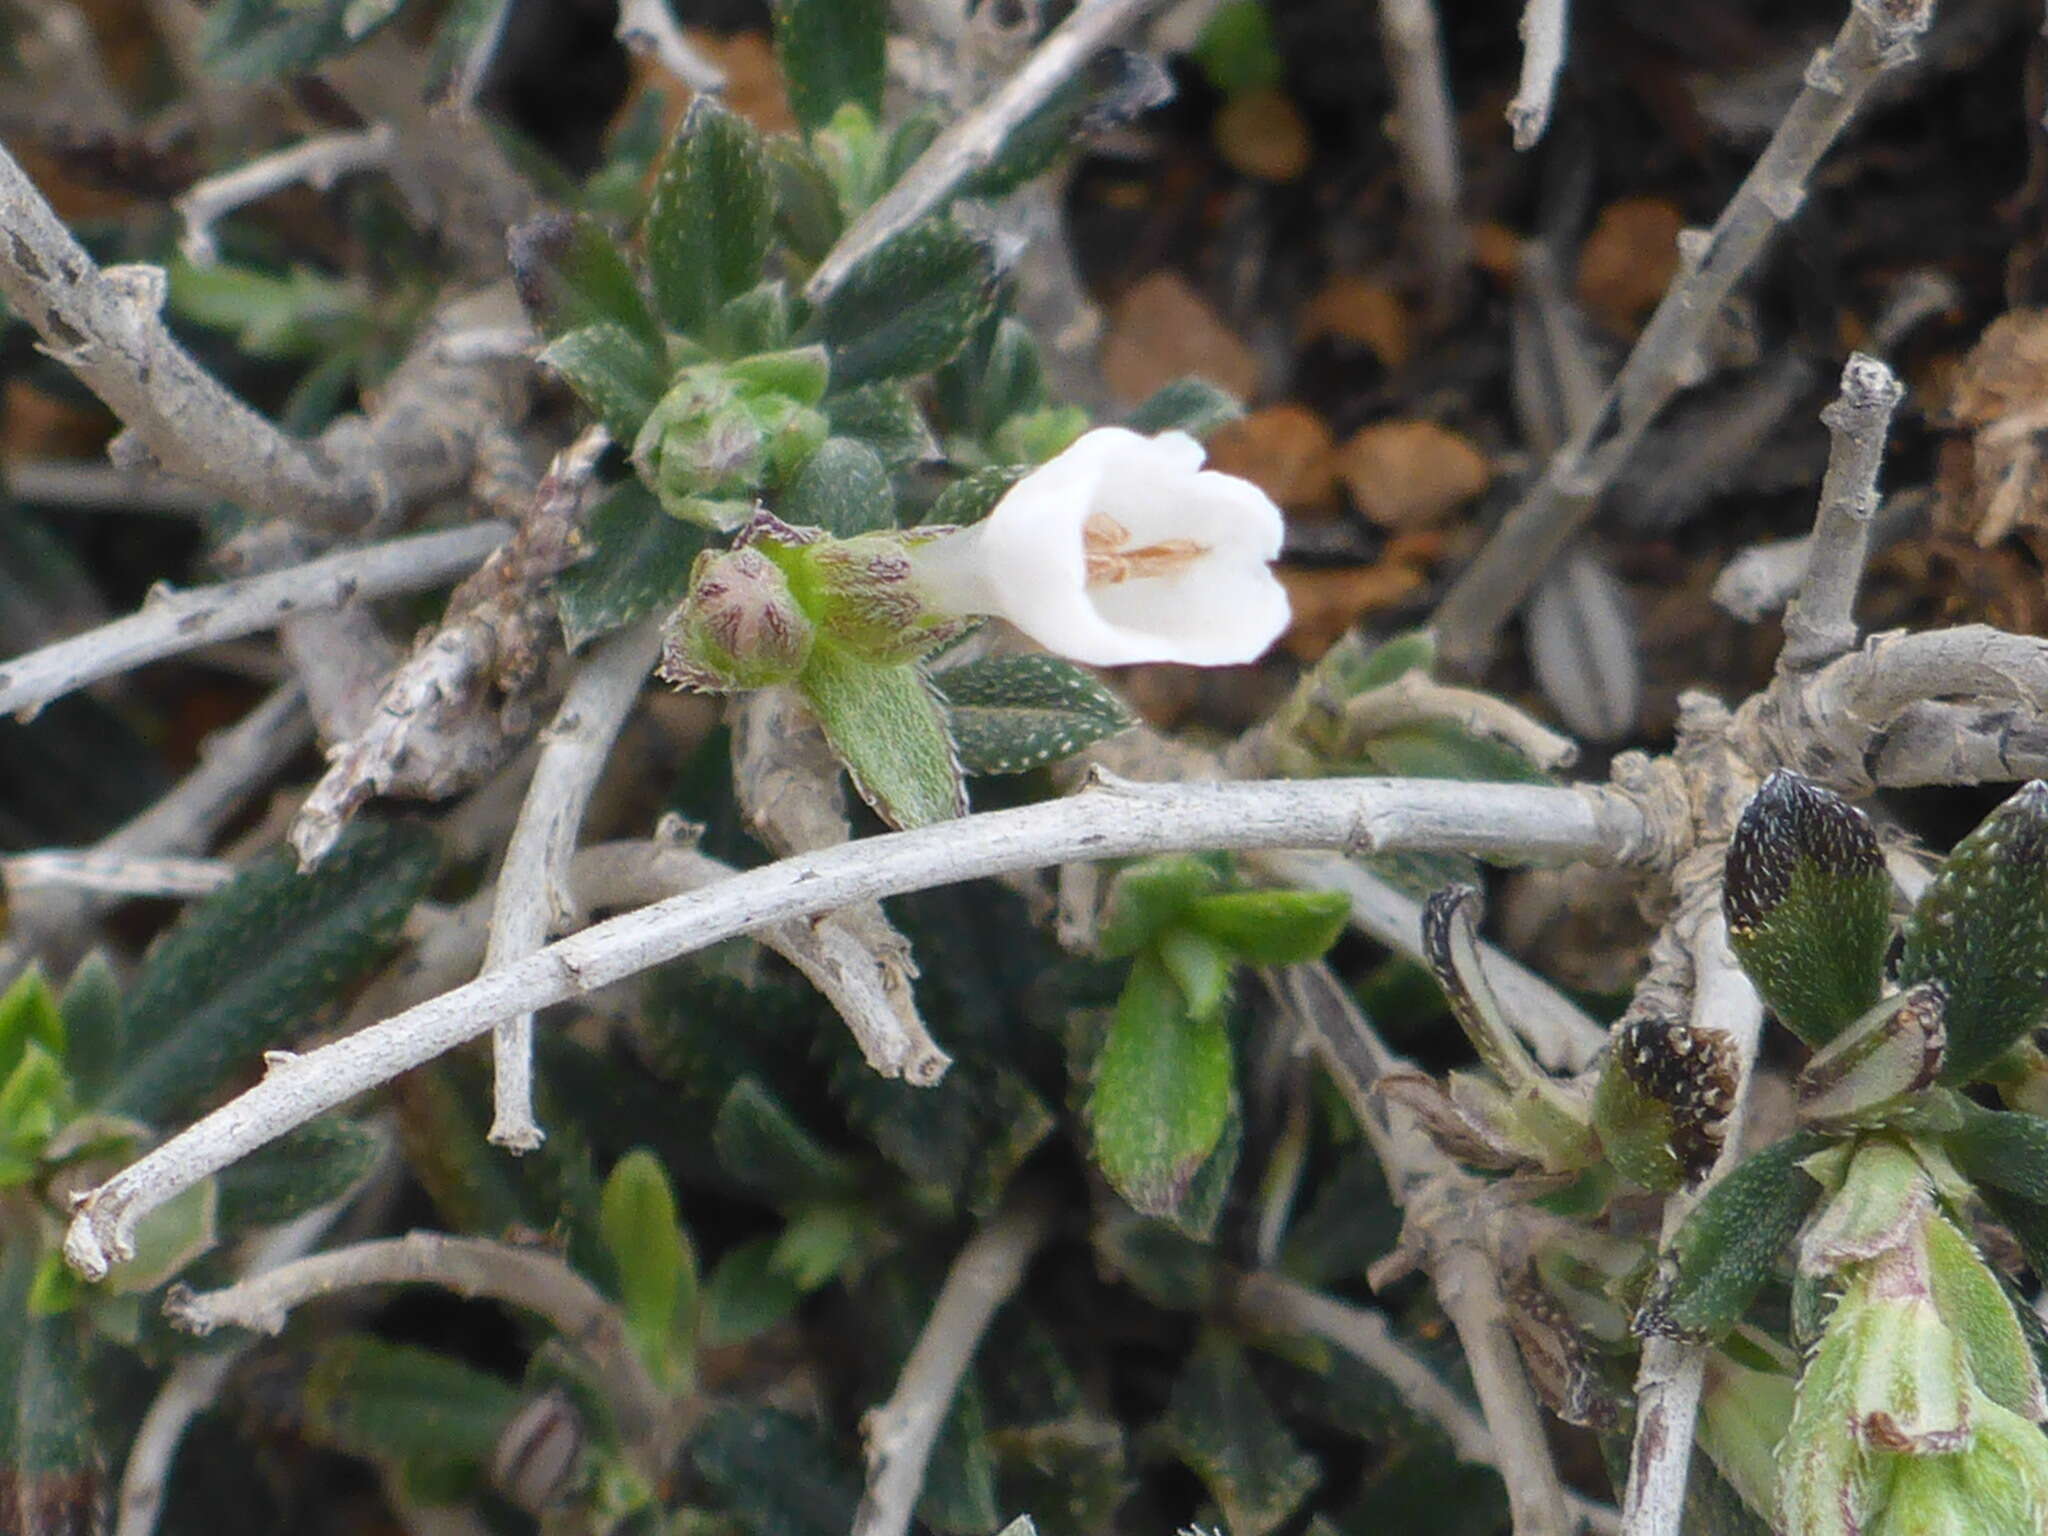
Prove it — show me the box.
[906,427,1290,667]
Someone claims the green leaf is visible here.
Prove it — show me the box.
[1723,770,1891,1048]
[712,1076,862,1201]
[920,1384,1000,1535]
[1943,1104,2048,1204]
[1122,377,1245,439]
[8,1300,102,1536]
[1161,1335,1319,1536]
[772,0,885,134]
[924,465,1026,527]
[304,1336,520,1468]
[1795,982,1947,1126]
[0,967,63,1087]
[1194,0,1285,95]
[0,1039,68,1181]
[769,1201,863,1291]
[1157,926,1233,1022]
[766,137,845,264]
[109,1177,217,1294]
[1900,780,2048,1082]
[539,322,671,441]
[1184,889,1350,966]
[781,438,895,536]
[701,1236,804,1348]
[647,98,776,337]
[1924,1208,2048,1421]
[1636,1132,1824,1342]
[216,1116,383,1230]
[712,281,796,357]
[107,821,437,1124]
[797,645,966,829]
[823,382,940,468]
[554,478,708,649]
[599,1148,698,1384]
[1088,952,1232,1217]
[57,952,121,1103]
[1593,1009,1740,1191]
[508,212,659,346]
[200,0,399,80]
[690,1405,859,1536]
[816,219,997,387]
[932,653,1133,776]
[1096,856,1224,959]
[937,316,1045,440]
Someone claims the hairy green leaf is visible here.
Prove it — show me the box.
[1900,780,2048,1081]
[508,212,659,345]
[57,952,121,1103]
[691,1405,859,1536]
[923,465,1026,528]
[216,1116,383,1230]
[539,322,671,441]
[1122,377,1244,439]
[701,1237,804,1348]
[781,437,895,536]
[772,0,885,134]
[599,1148,698,1384]
[933,653,1133,776]
[1162,1335,1319,1536]
[712,1076,862,1201]
[823,382,940,468]
[798,645,966,829]
[1183,888,1350,966]
[554,478,708,649]
[1088,952,1232,1217]
[647,98,775,338]
[1723,771,1890,1048]
[816,219,997,387]
[1096,856,1224,959]
[108,821,437,1124]
[304,1336,520,1469]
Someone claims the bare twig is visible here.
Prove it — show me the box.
[1506,0,1570,150]
[1619,904,1765,1536]
[803,0,1168,303]
[615,0,726,92]
[4,851,235,900]
[484,620,659,1151]
[64,773,1647,1280]
[0,522,509,721]
[292,430,608,867]
[1376,0,1471,319]
[176,125,397,266]
[165,1231,669,1467]
[853,1195,1053,1536]
[1431,0,1936,663]
[117,1201,354,1536]
[5,460,216,517]
[1778,353,1904,670]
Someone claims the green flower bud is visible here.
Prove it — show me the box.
[634,368,767,526]
[656,547,814,691]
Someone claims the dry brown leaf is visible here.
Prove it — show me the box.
[1576,197,1683,337]
[1935,310,2048,546]
[1,379,112,460]
[1101,271,1262,407]
[1470,221,1527,287]
[1276,563,1426,660]
[1296,277,1411,369]
[1336,419,1491,531]
[1213,89,1311,184]
[1207,404,1340,518]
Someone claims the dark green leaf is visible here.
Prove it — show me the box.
[816,219,997,387]
[9,1302,102,1536]
[1593,1009,1740,1191]
[1122,377,1244,439]
[1900,780,2048,1081]
[539,323,671,441]
[780,438,896,535]
[1183,889,1350,966]
[647,98,776,337]
[690,1405,859,1536]
[712,281,796,357]
[825,383,940,468]
[1636,1132,1824,1342]
[201,0,396,80]
[1332,629,1436,693]
[1096,856,1224,959]
[1161,1335,1319,1536]
[766,137,845,264]
[57,952,121,1103]
[933,653,1133,776]
[798,645,967,829]
[1723,770,1890,1048]
[303,1336,519,1467]
[772,0,885,133]
[508,212,659,345]
[108,822,437,1124]
[1088,952,1232,1217]
[1795,982,1947,1126]
[937,317,1045,440]
[924,465,1026,528]
[1944,1103,2048,1204]
[701,1236,804,1348]
[712,1076,862,1201]
[216,1116,382,1230]
[921,1384,1001,1534]
[554,478,708,649]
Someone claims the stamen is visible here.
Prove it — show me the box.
[1081,512,1210,586]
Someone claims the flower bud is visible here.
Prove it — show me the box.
[657,547,814,691]
[633,368,766,528]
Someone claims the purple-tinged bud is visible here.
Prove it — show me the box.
[657,547,814,691]
[795,531,967,663]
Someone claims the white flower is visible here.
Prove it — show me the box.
[905,427,1290,667]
